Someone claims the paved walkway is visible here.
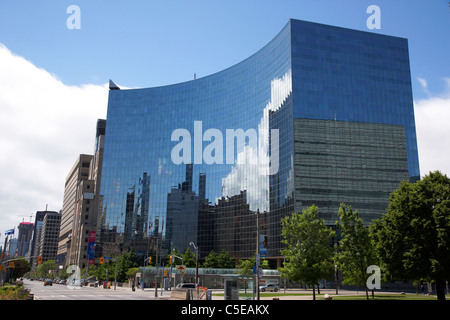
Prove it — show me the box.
[86,284,424,300]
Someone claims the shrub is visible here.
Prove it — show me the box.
[0,284,31,300]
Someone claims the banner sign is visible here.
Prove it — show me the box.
[259,235,268,257]
[87,231,96,265]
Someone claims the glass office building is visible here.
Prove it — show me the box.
[97,19,419,266]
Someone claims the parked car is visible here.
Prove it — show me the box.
[175,283,196,290]
[259,284,279,292]
[44,279,53,286]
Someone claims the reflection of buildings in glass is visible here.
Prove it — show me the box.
[215,191,254,259]
[122,171,152,253]
[166,164,266,259]
[166,164,200,253]
[124,186,135,244]
[197,201,215,258]
[140,172,151,233]
[198,191,269,260]
[199,172,206,200]
[99,19,420,267]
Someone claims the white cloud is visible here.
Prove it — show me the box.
[417,77,430,95]
[414,78,450,178]
[220,70,292,212]
[0,44,108,234]
[417,77,427,89]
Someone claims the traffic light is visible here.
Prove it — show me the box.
[148,257,152,264]
[10,262,14,269]
[99,257,104,264]
[164,269,167,277]
[37,256,42,264]
[181,270,185,277]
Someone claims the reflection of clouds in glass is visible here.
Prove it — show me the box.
[158,158,163,175]
[220,70,292,212]
[158,157,172,176]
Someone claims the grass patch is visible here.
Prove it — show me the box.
[213,292,450,301]
[321,294,448,301]
[213,292,319,298]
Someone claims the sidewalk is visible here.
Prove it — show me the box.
[86,284,419,300]
[87,282,172,299]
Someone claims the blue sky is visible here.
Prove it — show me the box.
[0,0,449,96]
[0,0,449,235]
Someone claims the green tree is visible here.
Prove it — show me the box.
[36,260,56,279]
[370,171,450,301]
[9,258,30,281]
[90,261,114,282]
[203,250,235,269]
[236,256,269,276]
[116,250,139,282]
[183,247,197,268]
[280,205,335,300]
[336,203,378,300]
[86,251,139,283]
[235,256,269,294]
[126,267,140,280]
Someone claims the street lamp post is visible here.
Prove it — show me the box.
[155,235,159,298]
[142,255,151,291]
[190,242,199,296]
[114,256,118,290]
[256,209,260,301]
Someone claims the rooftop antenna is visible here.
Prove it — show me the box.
[194,73,196,80]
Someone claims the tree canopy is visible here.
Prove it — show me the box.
[203,249,235,269]
[370,171,450,301]
[280,205,335,299]
[336,203,378,299]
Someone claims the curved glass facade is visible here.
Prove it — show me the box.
[98,19,419,264]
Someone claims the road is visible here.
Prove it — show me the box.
[23,279,171,300]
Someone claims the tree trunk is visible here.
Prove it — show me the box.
[436,279,446,301]
[312,284,316,300]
